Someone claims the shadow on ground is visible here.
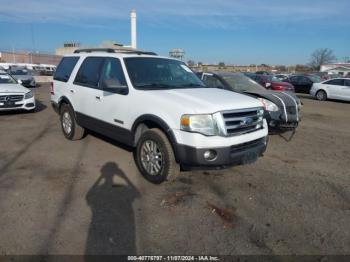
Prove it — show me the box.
[85,162,140,255]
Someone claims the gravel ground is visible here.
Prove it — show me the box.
[0,84,349,255]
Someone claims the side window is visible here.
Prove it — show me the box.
[344,79,350,87]
[300,76,311,84]
[202,75,223,88]
[100,58,128,93]
[326,79,344,86]
[54,57,79,82]
[289,76,299,84]
[74,57,105,88]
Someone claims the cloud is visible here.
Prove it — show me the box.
[1,0,348,29]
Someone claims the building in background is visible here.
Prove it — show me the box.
[55,40,138,56]
[169,49,185,60]
[0,51,61,65]
[320,63,350,76]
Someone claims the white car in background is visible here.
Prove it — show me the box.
[0,70,36,112]
[310,78,350,102]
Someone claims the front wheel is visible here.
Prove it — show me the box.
[316,90,327,101]
[135,128,180,184]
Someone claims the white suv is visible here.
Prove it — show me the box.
[51,48,268,183]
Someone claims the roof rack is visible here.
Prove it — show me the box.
[73,48,157,56]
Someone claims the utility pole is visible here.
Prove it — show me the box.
[30,23,36,64]
[12,46,16,63]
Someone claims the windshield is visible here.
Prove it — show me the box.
[308,75,321,83]
[268,75,283,83]
[0,73,17,84]
[124,57,205,89]
[10,69,29,75]
[221,73,266,92]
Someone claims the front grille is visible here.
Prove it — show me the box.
[222,108,264,136]
[0,104,23,108]
[0,95,24,102]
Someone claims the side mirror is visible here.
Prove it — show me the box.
[102,79,128,95]
[17,80,22,84]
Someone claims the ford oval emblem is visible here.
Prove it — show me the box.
[241,117,253,126]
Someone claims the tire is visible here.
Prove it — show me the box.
[60,103,85,140]
[316,90,327,101]
[135,128,180,184]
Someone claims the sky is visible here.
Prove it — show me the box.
[0,0,349,65]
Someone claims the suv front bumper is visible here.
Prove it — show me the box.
[175,136,268,167]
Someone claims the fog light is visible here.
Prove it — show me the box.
[204,150,217,161]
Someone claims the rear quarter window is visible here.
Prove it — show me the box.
[54,57,79,82]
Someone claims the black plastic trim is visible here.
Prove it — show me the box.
[76,112,134,147]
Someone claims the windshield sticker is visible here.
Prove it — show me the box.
[181,64,192,73]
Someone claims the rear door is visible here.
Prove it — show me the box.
[340,79,350,101]
[325,79,345,99]
[298,76,313,93]
[52,56,80,106]
[72,56,105,120]
[288,76,301,92]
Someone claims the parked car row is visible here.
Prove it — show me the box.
[0,70,36,112]
[3,48,348,184]
[7,67,37,88]
[244,73,295,92]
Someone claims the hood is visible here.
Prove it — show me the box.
[143,88,263,114]
[11,75,34,81]
[0,83,30,94]
[244,90,300,109]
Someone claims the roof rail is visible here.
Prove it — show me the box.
[73,48,157,56]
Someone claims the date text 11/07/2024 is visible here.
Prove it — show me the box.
[127,256,220,261]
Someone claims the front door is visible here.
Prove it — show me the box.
[97,57,133,144]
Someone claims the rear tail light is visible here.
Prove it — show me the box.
[273,85,287,91]
[50,82,54,95]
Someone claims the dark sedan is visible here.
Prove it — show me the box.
[197,71,302,133]
[284,74,321,93]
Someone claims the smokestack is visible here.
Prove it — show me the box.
[130,9,137,49]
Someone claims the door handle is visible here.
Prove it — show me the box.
[95,96,101,100]
[70,89,75,93]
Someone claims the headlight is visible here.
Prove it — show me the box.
[24,91,33,99]
[258,98,279,112]
[180,114,219,136]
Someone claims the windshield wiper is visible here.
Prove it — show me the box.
[178,83,204,88]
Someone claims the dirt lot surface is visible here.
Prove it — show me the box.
[0,84,349,255]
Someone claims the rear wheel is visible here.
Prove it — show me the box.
[60,104,85,140]
[135,128,179,184]
[316,90,327,101]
